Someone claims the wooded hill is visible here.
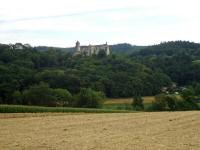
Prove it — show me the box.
[0,41,200,106]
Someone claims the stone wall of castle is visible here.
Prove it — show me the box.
[74,41,110,56]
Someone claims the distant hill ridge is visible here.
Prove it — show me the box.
[35,43,146,54]
[1,41,200,55]
[133,41,200,56]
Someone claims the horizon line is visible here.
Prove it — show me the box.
[1,40,199,48]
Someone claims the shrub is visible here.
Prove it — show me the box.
[73,88,105,108]
[54,88,72,106]
[181,87,195,100]
[22,82,57,106]
[165,95,178,111]
[179,84,200,110]
[176,99,199,110]
[152,94,178,111]
[21,82,73,107]
[132,96,144,110]
[181,85,200,103]
[150,93,199,111]
[152,94,168,111]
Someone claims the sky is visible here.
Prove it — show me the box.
[0,0,200,47]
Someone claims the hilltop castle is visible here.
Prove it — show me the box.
[74,41,110,56]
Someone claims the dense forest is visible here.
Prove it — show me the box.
[0,41,200,107]
[131,41,200,85]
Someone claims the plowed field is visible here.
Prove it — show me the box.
[0,111,199,150]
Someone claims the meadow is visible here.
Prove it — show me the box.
[102,96,155,110]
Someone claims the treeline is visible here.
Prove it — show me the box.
[12,82,105,108]
[131,41,200,85]
[110,43,145,54]
[0,43,172,107]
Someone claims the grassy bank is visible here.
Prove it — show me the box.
[0,105,134,113]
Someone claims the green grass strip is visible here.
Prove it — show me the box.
[0,105,134,113]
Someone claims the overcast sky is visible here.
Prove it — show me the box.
[0,0,200,47]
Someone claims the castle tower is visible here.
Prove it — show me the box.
[76,41,80,52]
[106,42,110,55]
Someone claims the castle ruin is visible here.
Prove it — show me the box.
[74,41,110,56]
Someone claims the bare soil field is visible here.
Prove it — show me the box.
[0,111,200,150]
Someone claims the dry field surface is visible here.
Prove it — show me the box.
[0,111,200,150]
